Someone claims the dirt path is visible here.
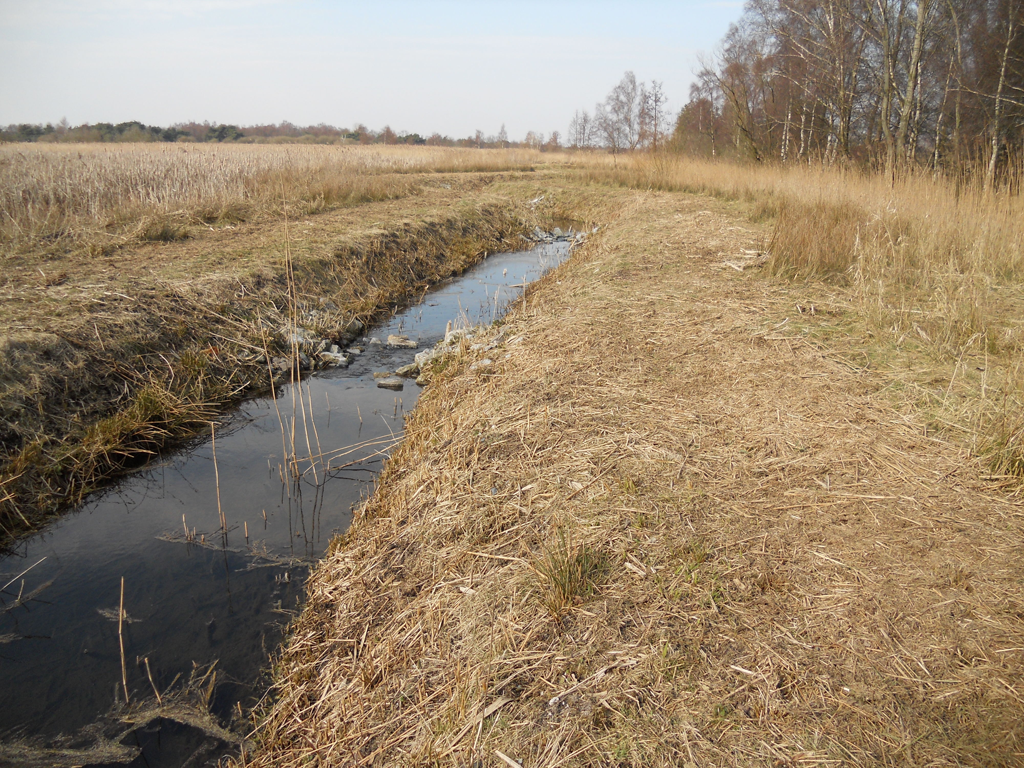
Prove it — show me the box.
[253,188,1024,767]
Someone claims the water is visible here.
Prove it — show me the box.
[0,241,570,765]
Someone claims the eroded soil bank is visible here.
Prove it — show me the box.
[251,189,1024,766]
[0,173,578,545]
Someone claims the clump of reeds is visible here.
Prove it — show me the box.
[534,529,608,618]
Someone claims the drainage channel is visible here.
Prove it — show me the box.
[0,238,572,767]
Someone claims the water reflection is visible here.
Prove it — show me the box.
[0,241,569,753]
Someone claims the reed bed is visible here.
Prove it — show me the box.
[250,188,1024,766]
[579,154,1024,483]
[0,144,547,252]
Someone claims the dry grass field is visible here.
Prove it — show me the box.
[2,144,1024,764]
[583,156,1024,484]
[0,143,546,253]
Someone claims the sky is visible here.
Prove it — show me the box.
[0,0,744,141]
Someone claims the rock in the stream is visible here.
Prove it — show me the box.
[414,349,437,368]
[395,362,419,377]
[284,328,317,349]
[387,334,418,349]
[376,376,405,391]
[318,351,349,367]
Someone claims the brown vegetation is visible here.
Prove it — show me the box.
[0,144,544,253]
[581,154,1024,483]
[250,183,1024,766]
[4,143,1024,763]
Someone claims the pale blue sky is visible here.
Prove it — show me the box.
[0,0,744,140]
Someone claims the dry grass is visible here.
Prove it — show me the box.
[249,188,1024,766]
[0,143,550,253]
[580,154,1024,483]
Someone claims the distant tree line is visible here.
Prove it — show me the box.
[0,119,569,150]
[672,0,1024,185]
[0,120,194,143]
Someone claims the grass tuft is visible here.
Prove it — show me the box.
[534,529,608,618]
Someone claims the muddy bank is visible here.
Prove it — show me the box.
[0,189,563,545]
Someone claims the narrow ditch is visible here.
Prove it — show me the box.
[0,236,575,767]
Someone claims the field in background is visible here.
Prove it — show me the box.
[583,155,1024,484]
[0,144,552,253]
[2,142,1021,504]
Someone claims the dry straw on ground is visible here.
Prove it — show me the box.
[251,189,1024,766]
[585,154,1024,488]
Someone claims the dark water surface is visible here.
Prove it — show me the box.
[0,241,570,764]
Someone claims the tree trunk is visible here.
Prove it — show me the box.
[896,0,931,166]
[986,9,1017,191]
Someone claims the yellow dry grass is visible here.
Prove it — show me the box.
[250,187,1024,766]
[582,154,1024,483]
[0,143,552,252]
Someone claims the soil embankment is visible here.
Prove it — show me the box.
[0,174,564,545]
[252,189,1024,765]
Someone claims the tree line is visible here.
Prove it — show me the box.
[0,119,569,150]
[672,0,1024,185]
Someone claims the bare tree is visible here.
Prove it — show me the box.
[568,109,594,148]
[670,0,1024,181]
[641,80,670,149]
[603,71,644,150]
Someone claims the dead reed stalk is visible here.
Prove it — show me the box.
[118,576,129,706]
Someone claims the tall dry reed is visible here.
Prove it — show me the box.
[0,144,545,251]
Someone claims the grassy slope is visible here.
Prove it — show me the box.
[0,171,564,544]
[251,182,1024,766]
